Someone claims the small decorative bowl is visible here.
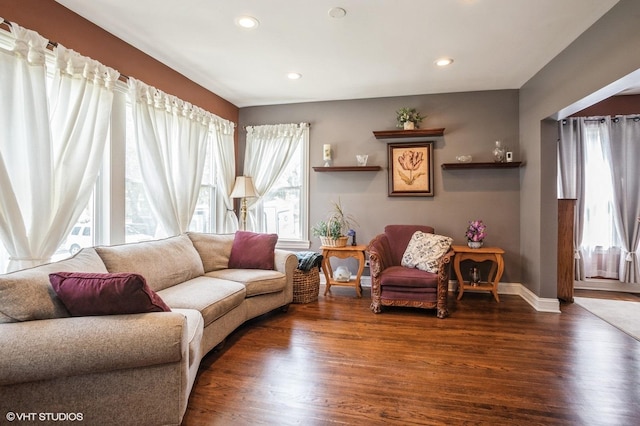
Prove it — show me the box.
[456,155,473,163]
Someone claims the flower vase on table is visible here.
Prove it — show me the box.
[465,219,487,249]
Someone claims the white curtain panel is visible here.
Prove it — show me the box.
[128,78,216,237]
[609,116,640,283]
[211,119,238,233]
[558,119,586,279]
[243,123,309,231]
[0,22,117,271]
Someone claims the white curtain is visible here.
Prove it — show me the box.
[128,78,216,237]
[609,116,640,282]
[243,123,309,231]
[0,22,118,271]
[558,116,640,283]
[558,119,586,279]
[211,120,238,233]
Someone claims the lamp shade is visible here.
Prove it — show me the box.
[230,176,258,198]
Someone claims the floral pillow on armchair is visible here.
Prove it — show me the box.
[401,231,453,273]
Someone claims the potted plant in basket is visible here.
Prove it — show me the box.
[396,107,425,130]
[312,199,359,247]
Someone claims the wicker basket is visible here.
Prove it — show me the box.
[292,266,320,304]
[319,236,349,247]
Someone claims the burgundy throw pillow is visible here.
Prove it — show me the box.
[49,272,171,316]
[228,231,278,270]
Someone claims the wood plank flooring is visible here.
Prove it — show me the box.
[182,286,640,425]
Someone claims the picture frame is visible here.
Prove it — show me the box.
[387,142,434,197]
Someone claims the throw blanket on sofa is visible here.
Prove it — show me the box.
[296,252,323,271]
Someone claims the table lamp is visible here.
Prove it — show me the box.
[230,176,258,230]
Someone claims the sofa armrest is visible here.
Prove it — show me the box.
[274,249,297,304]
[0,312,187,386]
[274,249,297,275]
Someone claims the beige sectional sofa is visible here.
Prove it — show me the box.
[0,232,297,426]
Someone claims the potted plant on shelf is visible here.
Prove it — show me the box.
[396,107,425,130]
[312,199,359,247]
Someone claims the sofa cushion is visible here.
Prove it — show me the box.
[228,231,278,270]
[401,231,453,273]
[187,232,234,272]
[96,234,205,292]
[49,272,171,316]
[157,276,246,326]
[0,248,108,323]
[205,269,286,297]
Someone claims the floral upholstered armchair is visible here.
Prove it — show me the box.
[367,225,454,318]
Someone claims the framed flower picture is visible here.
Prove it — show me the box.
[387,142,434,197]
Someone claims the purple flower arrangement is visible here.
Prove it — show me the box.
[465,220,487,242]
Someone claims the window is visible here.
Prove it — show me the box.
[54,195,95,259]
[255,138,310,249]
[124,102,158,241]
[189,138,217,234]
[124,102,217,239]
[580,122,620,279]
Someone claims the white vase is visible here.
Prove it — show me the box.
[403,121,415,130]
[468,241,483,249]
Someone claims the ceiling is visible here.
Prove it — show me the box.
[55,0,623,108]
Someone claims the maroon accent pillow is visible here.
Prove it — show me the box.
[228,231,278,270]
[49,272,171,316]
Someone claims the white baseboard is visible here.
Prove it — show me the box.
[449,280,560,313]
[321,275,560,313]
[575,280,640,293]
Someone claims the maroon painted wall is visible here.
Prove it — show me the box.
[572,94,640,116]
[0,0,239,125]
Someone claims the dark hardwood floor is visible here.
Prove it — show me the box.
[182,286,640,425]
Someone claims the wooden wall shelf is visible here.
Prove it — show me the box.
[313,166,382,172]
[373,128,445,139]
[441,161,523,170]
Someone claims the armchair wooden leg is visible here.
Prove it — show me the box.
[436,306,449,319]
[370,302,382,313]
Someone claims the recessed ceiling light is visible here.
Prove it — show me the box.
[328,7,347,19]
[236,16,259,29]
[287,72,302,80]
[435,57,454,67]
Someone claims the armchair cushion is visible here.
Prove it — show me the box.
[401,231,453,273]
[379,266,439,288]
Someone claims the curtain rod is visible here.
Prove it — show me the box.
[562,116,640,124]
[1,18,129,83]
[243,123,311,130]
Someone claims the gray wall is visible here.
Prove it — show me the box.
[240,90,522,282]
[239,0,640,298]
[520,0,640,298]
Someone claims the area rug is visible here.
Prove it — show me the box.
[574,297,640,341]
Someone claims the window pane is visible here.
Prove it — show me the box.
[261,144,302,239]
[189,138,216,234]
[189,185,216,233]
[125,103,158,241]
[54,194,94,261]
